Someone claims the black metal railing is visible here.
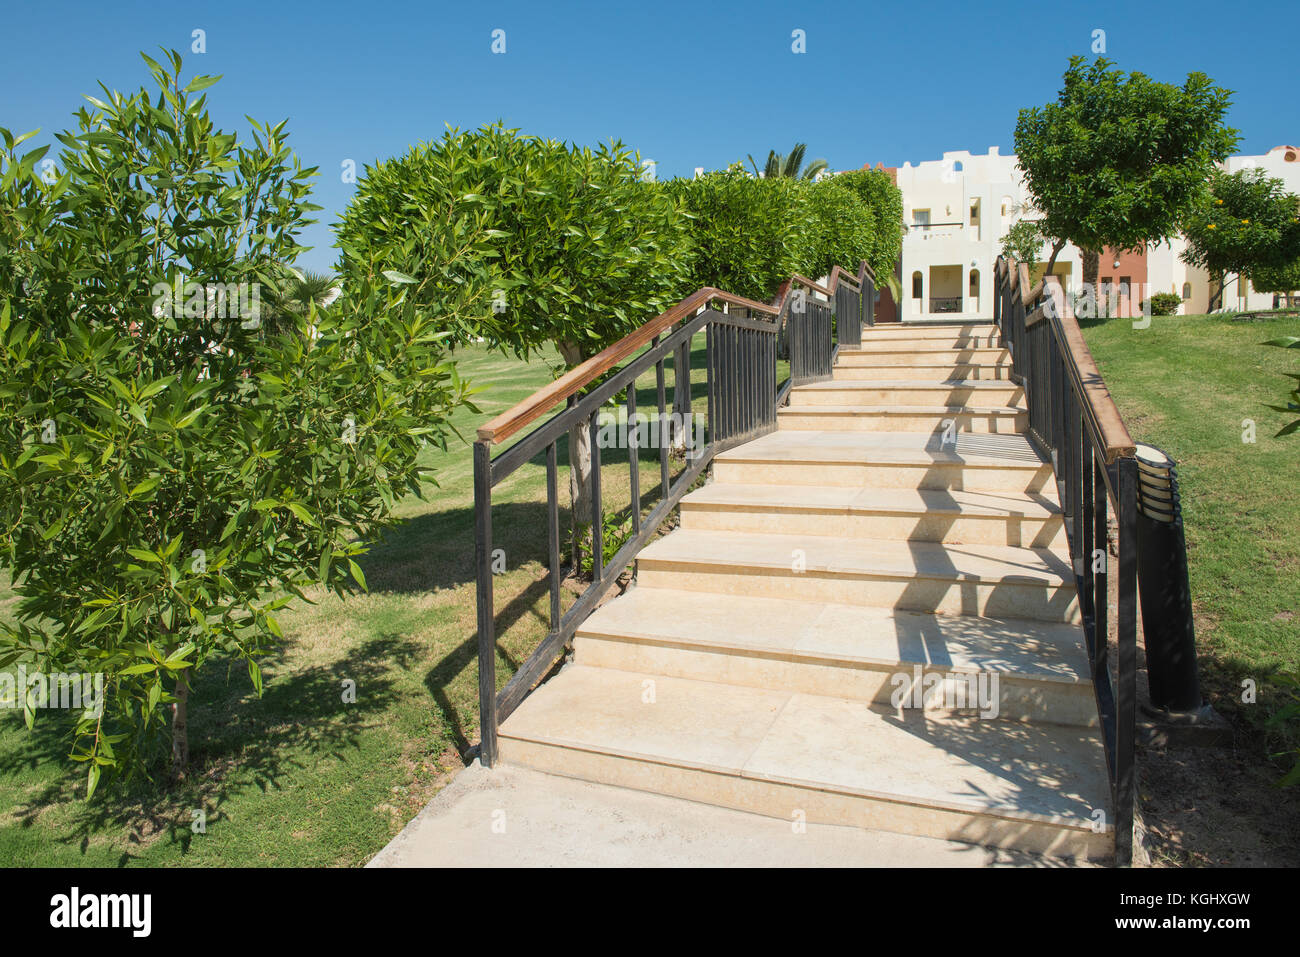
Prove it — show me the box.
[929,296,962,313]
[994,256,1138,866]
[473,263,871,766]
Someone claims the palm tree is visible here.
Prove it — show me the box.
[747,143,829,181]
[278,268,341,314]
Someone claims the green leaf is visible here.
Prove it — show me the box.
[183,74,223,93]
[382,269,417,285]
[286,502,317,526]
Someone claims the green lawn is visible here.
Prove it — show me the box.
[1080,311,1300,741]
[0,335,732,866]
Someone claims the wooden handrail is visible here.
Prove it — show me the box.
[998,255,1135,462]
[477,261,873,444]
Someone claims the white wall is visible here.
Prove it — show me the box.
[896,144,1300,320]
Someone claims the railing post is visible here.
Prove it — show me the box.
[473,439,498,767]
[1114,454,1139,865]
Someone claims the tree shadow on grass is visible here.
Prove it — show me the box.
[1,631,417,865]
[357,501,558,595]
[422,572,552,757]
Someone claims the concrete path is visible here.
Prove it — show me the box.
[367,761,1077,868]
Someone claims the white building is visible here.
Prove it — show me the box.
[894,144,1300,321]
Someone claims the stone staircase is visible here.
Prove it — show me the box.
[497,321,1113,862]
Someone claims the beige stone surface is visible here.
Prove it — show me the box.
[367,761,1073,868]
[777,405,1027,434]
[469,322,1112,864]
[497,666,1112,859]
[832,362,1015,380]
[837,347,1011,366]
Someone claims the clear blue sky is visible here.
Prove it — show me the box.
[2,0,1295,272]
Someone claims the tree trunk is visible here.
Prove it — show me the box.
[1207,272,1223,312]
[1041,239,1067,283]
[1081,249,1100,288]
[557,340,594,574]
[170,669,190,783]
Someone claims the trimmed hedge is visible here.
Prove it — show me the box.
[665,165,903,303]
[830,168,905,281]
[799,177,876,283]
[336,124,691,364]
[664,166,805,303]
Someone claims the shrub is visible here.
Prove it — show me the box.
[338,125,691,569]
[828,168,904,280]
[1251,258,1300,295]
[1147,292,1183,316]
[798,177,874,281]
[338,124,691,365]
[665,165,805,302]
[0,53,472,792]
[1000,220,1046,270]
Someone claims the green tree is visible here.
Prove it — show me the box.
[798,177,874,281]
[338,125,691,565]
[1250,259,1300,297]
[830,168,905,286]
[276,268,341,315]
[1014,56,1238,283]
[666,164,805,302]
[999,219,1046,272]
[748,143,828,181]
[0,52,473,791]
[1181,168,1300,310]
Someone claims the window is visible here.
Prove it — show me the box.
[970,205,979,224]
[912,209,931,228]
[1181,282,1192,300]
[911,271,923,299]
[969,269,980,299]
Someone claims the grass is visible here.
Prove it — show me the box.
[0,334,733,867]
[1079,310,1300,753]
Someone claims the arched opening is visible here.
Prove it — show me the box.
[1181,282,1192,300]
[969,269,980,300]
[911,271,923,300]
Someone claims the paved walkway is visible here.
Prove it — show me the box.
[367,760,1074,868]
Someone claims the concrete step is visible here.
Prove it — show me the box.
[833,363,1015,381]
[860,328,1002,350]
[575,589,1095,725]
[837,347,1011,366]
[712,431,1055,494]
[790,379,1025,408]
[777,404,1027,434]
[679,482,1065,547]
[851,337,1007,353]
[864,322,998,335]
[635,528,1079,622]
[498,665,1113,860]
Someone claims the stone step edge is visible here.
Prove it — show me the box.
[573,627,1087,688]
[500,697,1108,835]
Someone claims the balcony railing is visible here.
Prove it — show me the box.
[905,221,964,240]
[929,296,962,313]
